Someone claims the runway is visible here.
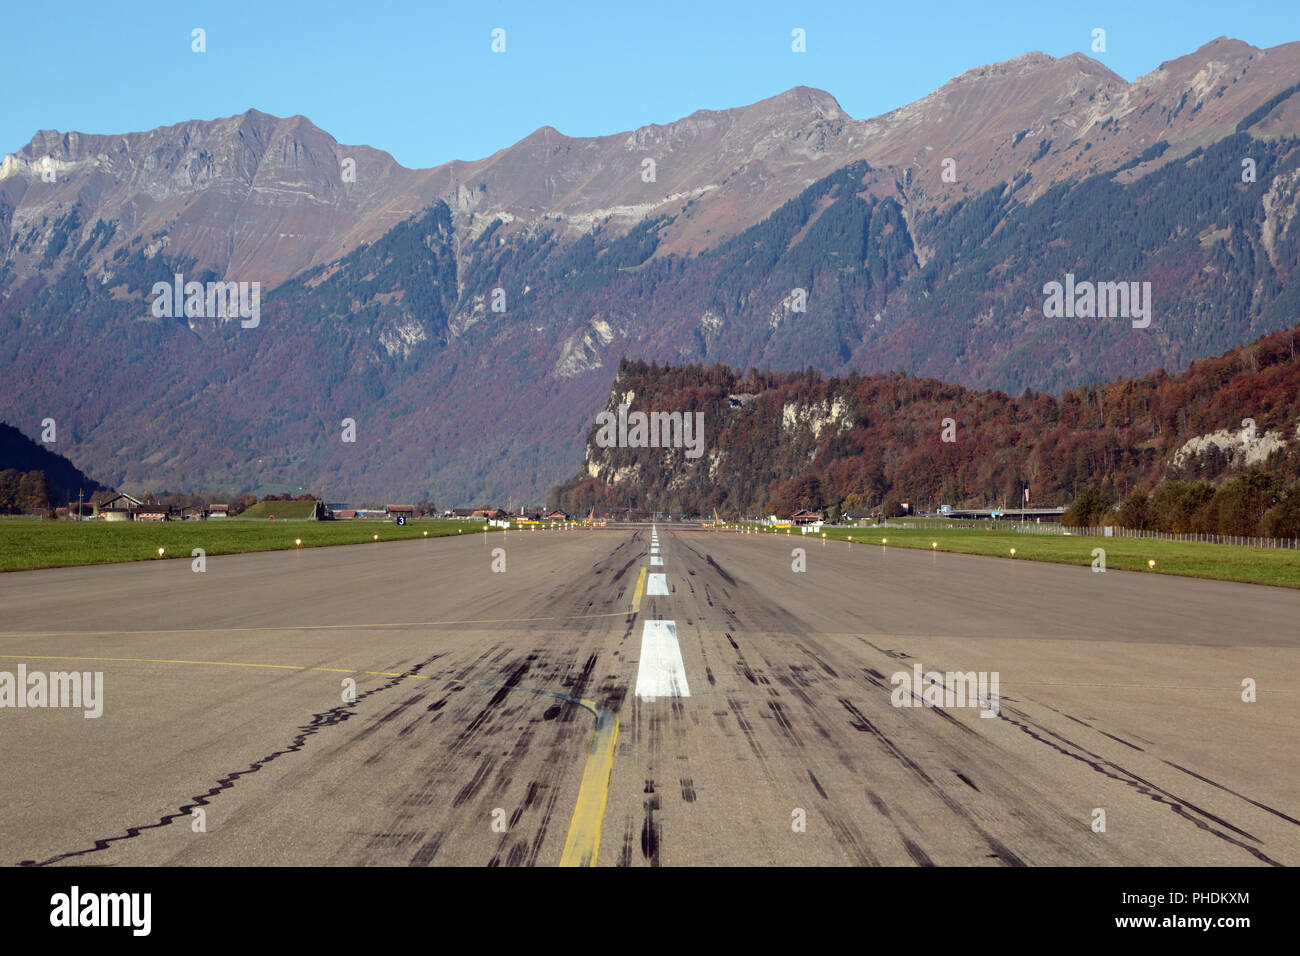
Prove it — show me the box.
[0,525,1295,866]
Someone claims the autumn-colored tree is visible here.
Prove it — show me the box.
[1150,481,1215,533]
[1116,492,1153,530]
[1062,487,1112,527]
[1201,469,1283,536]
[16,471,52,512]
[1261,486,1300,538]
[880,497,906,518]
[0,469,19,513]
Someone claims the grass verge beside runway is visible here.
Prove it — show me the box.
[0,518,513,572]
[719,523,1300,588]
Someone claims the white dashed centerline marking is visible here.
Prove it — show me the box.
[650,556,663,565]
[646,573,669,595]
[634,620,690,698]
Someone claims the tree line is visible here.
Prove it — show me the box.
[0,469,55,514]
[1064,468,1300,538]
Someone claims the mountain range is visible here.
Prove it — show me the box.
[3,37,1299,503]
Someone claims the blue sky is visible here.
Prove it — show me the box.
[3,0,1296,168]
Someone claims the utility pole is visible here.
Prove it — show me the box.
[77,488,83,522]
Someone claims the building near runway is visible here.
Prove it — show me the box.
[98,492,144,521]
[97,493,173,521]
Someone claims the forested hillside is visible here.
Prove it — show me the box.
[0,421,106,512]
[550,321,1300,532]
[879,132,1300,391]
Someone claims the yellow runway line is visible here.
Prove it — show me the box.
[631,566,647,615]
[558,698,619,867]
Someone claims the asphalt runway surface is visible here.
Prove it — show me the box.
[0,525,1296,866]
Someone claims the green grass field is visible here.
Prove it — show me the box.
[5,517,1299,587]
[235,499,320,519]
[0,517,515,572]
[720,522,1300,589]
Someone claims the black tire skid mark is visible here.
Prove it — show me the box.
[866,788,938,867]
[523,777,566,867]
[767,698,800,745]
[1162,759,1300,827]
[687,539,894,863]
[878,700,1098,863]
[731,635,760,686]
[859,639,912,661]
[808,770,828,799]
[576,537,641,611]
[452,756,498,808]
[777,673,835,746]
[610,557,637,585]
[705,555,736,586]
[691,621,718,687]
[1030,699,1150,752]
[408,831,444,866]
[684,534,981,865]
[489,649,601,867]
[780,657,950,864]
[796,643,839,678]
[691,538,809,636]
[407,539,630,865]
[730,636,888,864]
[677,543,730,604]
[725,692,766,759]
[838,697,1026,866]
[818,810,880,866]
[364,828,427,852]
[641,787,661,866]
[417,636,604,865]
[993,704,1284,866]
[618,819,635,866]
[902,837,936,866]
[20,654,443,867]
[670,697,689,747]
[856,648,1193,863]
[1095,728,1145,751]
[452,659,531,750]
